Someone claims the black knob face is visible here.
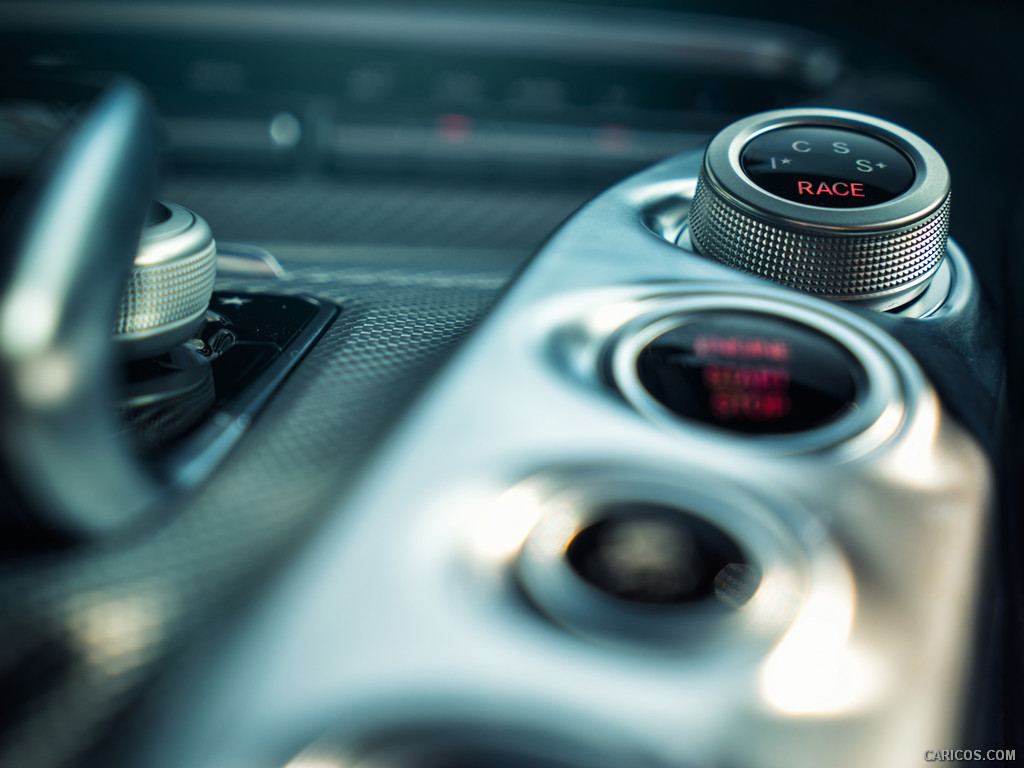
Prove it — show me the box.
[565,503,755,607]
[740,126,914,209]
[687,109,951,311]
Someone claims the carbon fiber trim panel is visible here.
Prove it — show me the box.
[0,242,521,768]
[160,176,603,251]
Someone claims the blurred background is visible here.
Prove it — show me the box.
[3,0,1017,277]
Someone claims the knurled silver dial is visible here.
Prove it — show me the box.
[115,201,216,359]
[687,108,950,311]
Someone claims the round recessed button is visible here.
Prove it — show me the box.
[514,468,813,648]
[566,503,758,607]
[635,312,862,435]
[740,126,914,208]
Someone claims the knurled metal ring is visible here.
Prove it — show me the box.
[115,201,216,359]
[687,108,950,311]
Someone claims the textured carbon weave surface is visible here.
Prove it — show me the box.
[0,239,523,768]
[689,172,950,298]
[120,367,217,451]
[160,175,603,250]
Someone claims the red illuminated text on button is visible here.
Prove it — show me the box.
[693,335,790,361]
[796,181,865,197]
[702,365,789,390]
[709,392,792,421]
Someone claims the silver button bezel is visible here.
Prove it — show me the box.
[606,290,907,456]
[514,465,848,652]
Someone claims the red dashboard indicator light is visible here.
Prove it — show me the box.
[596,123,630,151]
[436,113,474,143]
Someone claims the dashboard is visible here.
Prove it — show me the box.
[0,2,1021,767]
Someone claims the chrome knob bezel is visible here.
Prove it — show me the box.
[689,108,951,310]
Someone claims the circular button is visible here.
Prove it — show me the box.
[687,108,951,310]
[566,503,757,607]
[740,126,914,208]
[635,312,862,435]
[515,468,812,648]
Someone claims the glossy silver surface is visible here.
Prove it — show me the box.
[285,701,671,768]
[116,201,216,359]
[125,146,991,768]
[216,241,286,277]
[0,79,161,535]
[689,108,951,310]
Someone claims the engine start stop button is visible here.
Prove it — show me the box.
[635,311,864,435]
[740,126,914,208]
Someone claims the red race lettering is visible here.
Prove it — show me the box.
[795,181,865,197]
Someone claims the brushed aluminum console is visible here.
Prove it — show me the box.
[115,136,996,768]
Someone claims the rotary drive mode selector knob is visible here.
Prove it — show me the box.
[688,109,951,311]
